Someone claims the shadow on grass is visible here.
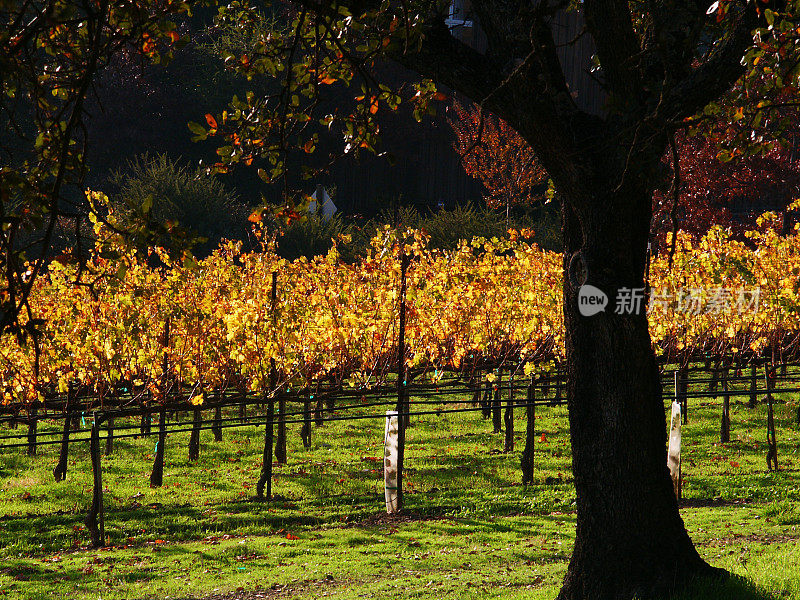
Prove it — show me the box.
[668,574,778,600]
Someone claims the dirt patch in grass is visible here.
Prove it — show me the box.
[352,509,444,527]
[177,574,364,600]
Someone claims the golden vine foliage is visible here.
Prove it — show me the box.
[1,198,799,407]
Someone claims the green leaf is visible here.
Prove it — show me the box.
[187,121,207,141]
[141,195,153,215]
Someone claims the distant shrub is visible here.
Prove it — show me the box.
[275,213,354,261]
[420,203,506,249]
[108,153,250,256]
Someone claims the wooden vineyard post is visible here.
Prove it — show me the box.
[257,389,276,499]
[678,365,689,424]
[720,366,730,444]
[325,387,336,420]
[257,272,279,500]
[749,363,758,409]
[272,274,287,464]
[150,408,167,487]
[393,250,409,513]
[709,360,719,392]
[53,382,74,482]
[492,369,502,434]
[212,389,222,442]
[541,370,551,398]
[313,386,324,427]
[504,374,514,452]
[26,404,37,456]
[301,392,312,449]
[521,378,535,485]
[553,365,563,406]
[766,368,778,471]
[139,388,152,439]
[275,395,287,464]
[188,406,202,461]
[667,400,682,501]
[86,412,106,548]
[105,416,114,456]
[384,411,400,513]
[481,379,492,419]
[150,319,171,487]
[470,374,481,407]
[139,412,151,437]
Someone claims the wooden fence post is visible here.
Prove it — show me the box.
[470,374,481,407]
[257,272,279,499]
[139,411,151,437]
[521,379,535,485]
[150,408,167,487]
[552,367,562,407]
[394,251,409,511]
[85,412,106,548]
[667,400,682,501]
[188,407,202,461]
[313,387,324,427]
[492,369,502,434]
[679,365,688,424]
[105,416,114,456]
[212,389,222,442]
[384,411,400,513]
[275,394,287,464]
[720,367,730,443]
[26,404,37,457]
[257,389,275,499]
[273,272,287,465]
[766,368,778,471]
[481,379,492,419]
[749,363,758,409]
[709,360,719,392]
[301,392,312,449]
[503,374,514,452]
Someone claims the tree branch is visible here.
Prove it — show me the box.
[661,7,757,123]
[583,0,641,99]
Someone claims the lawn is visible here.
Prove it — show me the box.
[0,371,798,599]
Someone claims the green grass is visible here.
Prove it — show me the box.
[0,372,799,599]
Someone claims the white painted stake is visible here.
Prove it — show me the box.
[667,400,682,500]
[384,410,400,514]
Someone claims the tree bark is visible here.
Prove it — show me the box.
[557,170,720,600]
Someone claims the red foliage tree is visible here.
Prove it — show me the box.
[448,102,548,212]
[652,127,800,248]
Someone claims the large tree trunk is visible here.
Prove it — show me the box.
[556,164,722,599]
